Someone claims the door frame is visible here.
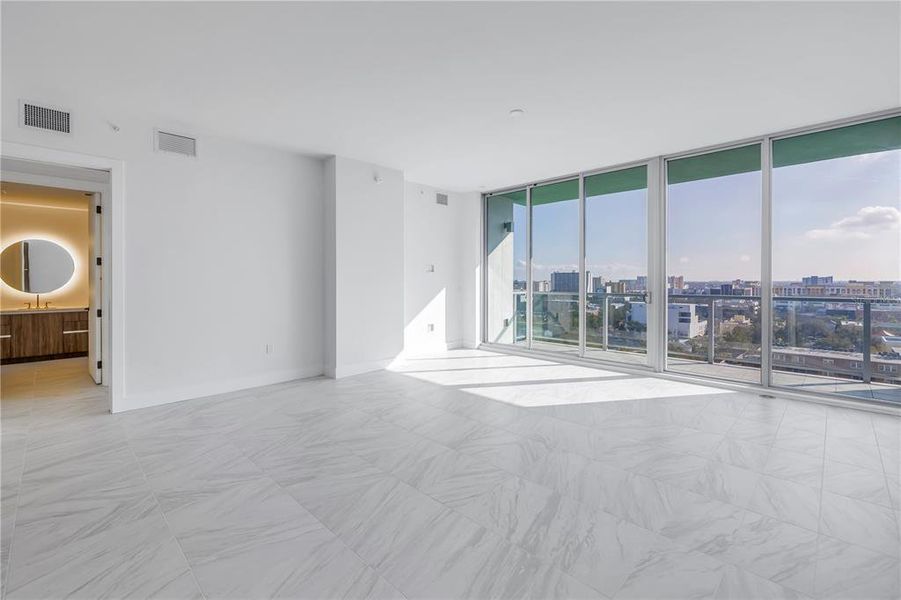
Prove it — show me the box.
[1,142,125,412]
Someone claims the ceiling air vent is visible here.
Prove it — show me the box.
[436,193,449,206]
[155,130,197,157]
[20,101,71,134]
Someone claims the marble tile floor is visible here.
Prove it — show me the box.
[1,352,900,599]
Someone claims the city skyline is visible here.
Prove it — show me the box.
[515,149,899,283]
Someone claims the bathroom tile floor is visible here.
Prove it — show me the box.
[1,352,899,599]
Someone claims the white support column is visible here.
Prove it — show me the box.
[760,140,773,387]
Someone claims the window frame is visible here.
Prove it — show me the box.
[480,108,901,408]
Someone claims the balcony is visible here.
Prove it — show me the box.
[667,294,901,403]
[505,291,901,403]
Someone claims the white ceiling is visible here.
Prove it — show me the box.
[2,2,899,191]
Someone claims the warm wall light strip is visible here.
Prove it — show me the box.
[0,201,89,212]
[62,330,89,335]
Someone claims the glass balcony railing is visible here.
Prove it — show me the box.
[667,294,761,368]
[506,290,900,398]
[585,292,648,355]
[665,294,901,392]
[508,291,527,344]
[532,292,579,350]
[772,297,901,386]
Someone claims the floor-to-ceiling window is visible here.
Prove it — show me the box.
[665,145,762,382]
[584,165,648,365]
[771,116,901,402]
[482,111,900,406]
[485,190,527,345]
[530,179,580,353]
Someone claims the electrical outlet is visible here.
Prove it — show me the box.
[427,323,435,333]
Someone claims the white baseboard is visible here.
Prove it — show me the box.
[328,357,394,379]
[115,365,324,413]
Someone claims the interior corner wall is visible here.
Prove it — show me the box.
[458,190,482,348]
[2,85,325,411]
[324,156,404,377]
[323,157,337,376]
[403,182,480,355]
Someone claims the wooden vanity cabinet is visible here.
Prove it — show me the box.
[0,309,89,363]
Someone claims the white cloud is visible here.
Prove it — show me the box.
[805,205,901,241]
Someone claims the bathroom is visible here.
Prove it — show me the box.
[0,180,102,385]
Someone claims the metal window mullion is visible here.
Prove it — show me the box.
[526,186,533,350]
[578,175,586,357]
[648,157,666,372]
[761,140,773,387]
[480,194,488,345]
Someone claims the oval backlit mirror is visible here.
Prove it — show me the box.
[0,239,75,294]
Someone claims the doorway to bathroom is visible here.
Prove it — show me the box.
[1,173,106,392]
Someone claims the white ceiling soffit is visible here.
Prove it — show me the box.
[1,2,898,191]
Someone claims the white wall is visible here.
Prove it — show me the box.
[403,182,460,354]
[458,190,482,348]
[402,182,482,355]
[1,89,325,410]
[324,156,404,377]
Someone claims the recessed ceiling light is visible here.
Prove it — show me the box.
[509,108,525,118]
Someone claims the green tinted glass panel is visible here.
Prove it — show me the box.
[531,179,579,206]
[668,144,761,184]
[490,189,526,206]
[774,116,901,167]
[585,165,647,197]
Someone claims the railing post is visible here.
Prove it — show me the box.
[862,301,872,383]
[708,298,716,364]
[603,294,609,351]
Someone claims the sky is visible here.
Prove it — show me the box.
[512,149,900,283]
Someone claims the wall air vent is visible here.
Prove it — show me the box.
[20,101,71,134]
[436,193,449,206]
[155,130,197,157]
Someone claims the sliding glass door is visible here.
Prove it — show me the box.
[530,179,580,353]
[771,116,901,402]
[584,166,649,365]
[665,145,762,383]
[485,190,527,345]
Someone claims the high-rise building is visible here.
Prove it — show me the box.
[533,280,550,292]
[606,281,626,294]
[550,271,591,293]
[631,302,705,338]
[802,275,834,285]
[592,276,605,293]
[667,275,685,290]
